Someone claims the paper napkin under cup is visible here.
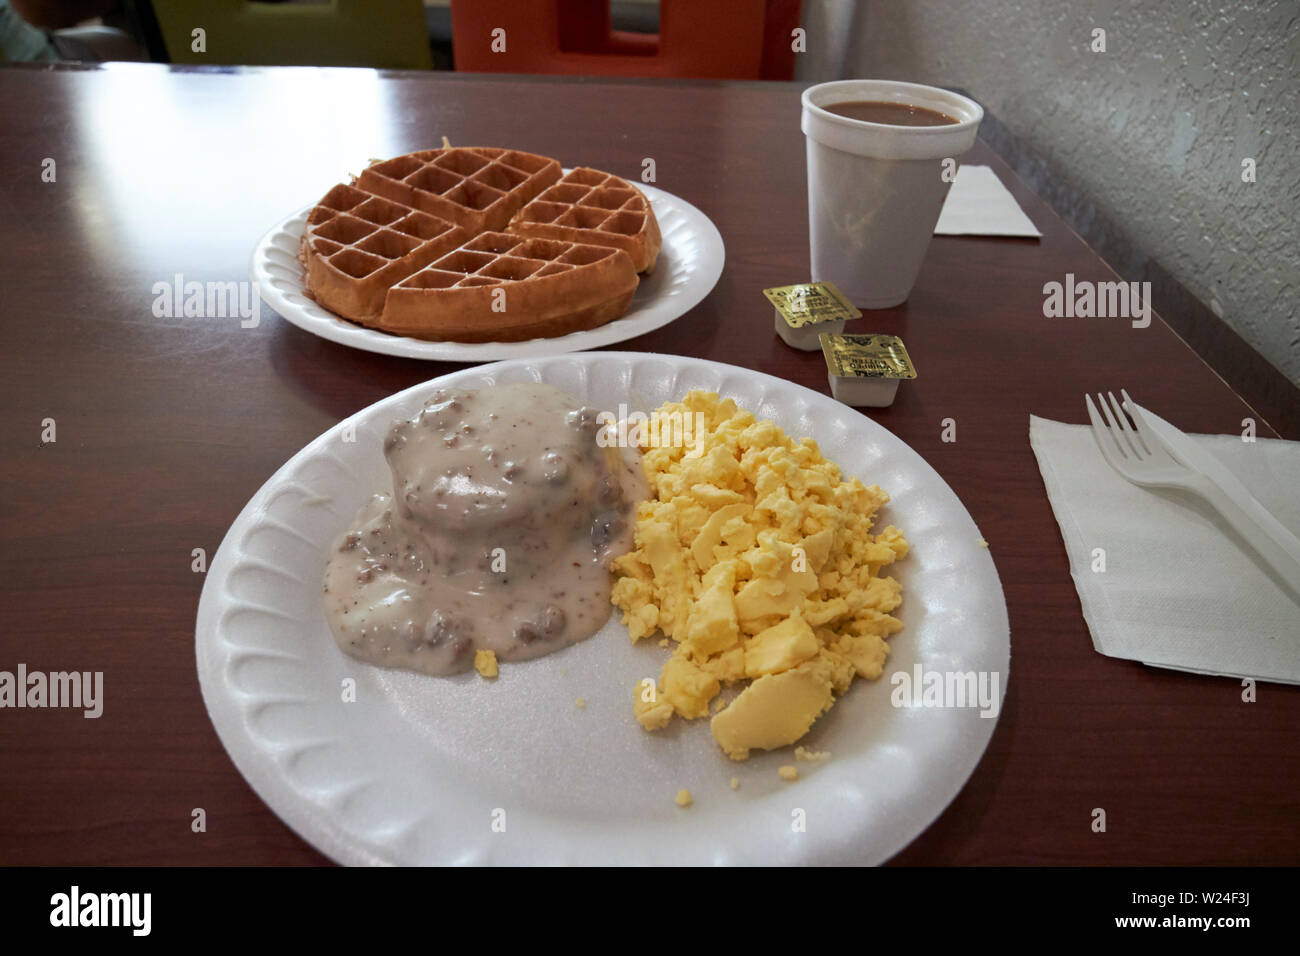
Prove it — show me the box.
[935,165,1042,237]
[1029,415,1300,684]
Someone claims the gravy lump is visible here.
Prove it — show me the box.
[324,383,646,675]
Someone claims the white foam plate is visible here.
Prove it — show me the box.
[250,181,723,360]
[195,353,1010,865]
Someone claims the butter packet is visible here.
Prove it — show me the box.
[764,281,861,350]
[820,333,916,407]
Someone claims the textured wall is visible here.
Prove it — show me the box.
[821,0,1298,384]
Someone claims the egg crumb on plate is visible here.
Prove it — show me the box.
[611,391,908,760]
[794,746,830,762]
[474,649,498,679]
[675,789,693,807]
[778,765,799,782]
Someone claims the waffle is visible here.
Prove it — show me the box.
[509,167,662,274]
[356,147,561,235]
[302,183,469,322]
[383,232,637,342]
[300,147,660,342]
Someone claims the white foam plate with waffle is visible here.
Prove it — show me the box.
[251,178,723,360]
[195,353,1010,866]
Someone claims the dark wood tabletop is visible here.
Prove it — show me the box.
[1,64,1295,866]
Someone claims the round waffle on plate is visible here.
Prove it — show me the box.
[300,147,661,342]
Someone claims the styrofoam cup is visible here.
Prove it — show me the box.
[802,80,983,308]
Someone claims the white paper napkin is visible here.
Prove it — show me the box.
[1029,415,1300,683]
[935,165,1042,237]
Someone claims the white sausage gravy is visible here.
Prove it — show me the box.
[323,383,646,675]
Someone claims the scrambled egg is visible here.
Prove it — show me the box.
[474,649,498,679]
[611,391,908,760]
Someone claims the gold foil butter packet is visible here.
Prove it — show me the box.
[820,333,917,379]
[763,281,861,328]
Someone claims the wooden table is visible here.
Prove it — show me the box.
[1,64,1295,866]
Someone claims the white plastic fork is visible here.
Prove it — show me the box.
[1085,390,1300,600]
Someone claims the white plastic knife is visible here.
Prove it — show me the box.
[1123,394,1300,602]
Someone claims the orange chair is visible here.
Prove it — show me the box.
[450,0,802,80]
